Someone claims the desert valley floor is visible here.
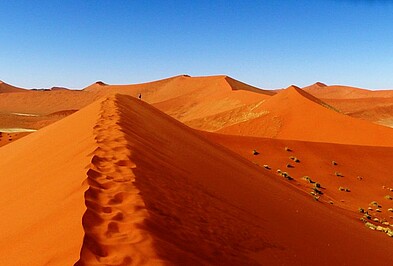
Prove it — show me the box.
[0,75,393,265]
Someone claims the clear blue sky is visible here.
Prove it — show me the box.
[1,0,393,89]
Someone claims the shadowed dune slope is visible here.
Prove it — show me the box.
[218,86,393,146]
[204,132,393,222]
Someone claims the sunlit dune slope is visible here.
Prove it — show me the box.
[217,86,393,146]
[303,82,393,99]
[0,90,101,115]
[0,76,272,136]
[0,100,100,265]
[84,75,274,123]
[1,94,393,265]
[303,83,393,128]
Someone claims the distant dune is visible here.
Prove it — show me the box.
[1,76,393,265]
[303,82,393,99]
[303,83,393,129]
[0,81,28,93]
[217,85,393,146]
[1,95,392,265]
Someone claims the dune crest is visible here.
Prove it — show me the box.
[0,81,27,93]
[218,86,393,146]
[76,96,160,265]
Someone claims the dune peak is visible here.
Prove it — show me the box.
[95,81,108,86]
[286,85,302,90]
[314,82,327,87]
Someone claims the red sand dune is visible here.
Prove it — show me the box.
[205,132,393,222]
[0,131,30,147]
[0,81,28,93]
[217,86,393,146]
[303,83,393,128]
[0,90,101,115]
[84,75,275,123]
[1,94,393,265]
[0,75,271,130]
[303,82,393,99]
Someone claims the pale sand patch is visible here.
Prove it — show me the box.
[11,112,39,117]
[0,128,37,133]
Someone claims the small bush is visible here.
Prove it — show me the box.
[313,187,323,195]
[335,172,343,177]
[303,176,315,184]
[263,165,271,170]
[252,149,259,155]
[339,187,350,192]
[358,207,365,213]
[284,146,292,152]
[370,201,381,207]
[281,172,293,180]
[384,195,393,200]
[332,161,338,166]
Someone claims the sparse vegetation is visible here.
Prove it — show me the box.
[370,201,381,208]
[313,187,323,195]
[277,170,293,180]
[335,172,343,177]
[388,208,393,212]
[338,187,350,192]
[281,172,293,180]
[358,207,365,213]
[289,156,300,163]
[263,165,271,170]
[384,195,393,200]
[284,146,292,152]
[286,163,294,168]
[364,221,393,238]
[252,149,259,155]
[303,176,315,183]
[332,161,338,166]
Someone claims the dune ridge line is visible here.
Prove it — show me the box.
[75,95,159,266]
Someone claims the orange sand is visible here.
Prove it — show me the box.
[0,76,393,265]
